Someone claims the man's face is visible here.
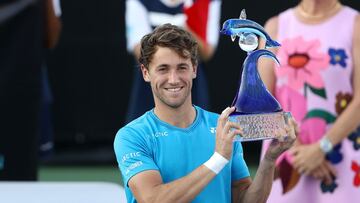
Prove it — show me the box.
[141,46,197,109]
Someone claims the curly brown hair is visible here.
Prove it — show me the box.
[139,24,199,69]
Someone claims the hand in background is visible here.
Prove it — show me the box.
[290,142,326,175]
[309,160,337,184]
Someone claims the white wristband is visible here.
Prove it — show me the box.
[204,152,229,174]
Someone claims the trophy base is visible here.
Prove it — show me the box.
[230,111,291,142]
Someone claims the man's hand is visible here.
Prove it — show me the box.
[215,107,243,160]
[265,117,297,161]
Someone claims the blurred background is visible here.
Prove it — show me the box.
[1,0,359,187]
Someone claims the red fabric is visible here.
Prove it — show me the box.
[278,158,300,194]
[183,0,210,43]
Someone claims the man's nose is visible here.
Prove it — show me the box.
[168,70,180,84]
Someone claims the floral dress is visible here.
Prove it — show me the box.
[262,6,360,203]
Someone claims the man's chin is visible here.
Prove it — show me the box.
[155,93,190,109]
[162,99,187,109]
[166,102,184,109]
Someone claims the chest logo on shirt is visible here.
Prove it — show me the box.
[152,131,169,138]
[210,127,216,134]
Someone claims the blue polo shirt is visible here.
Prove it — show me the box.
[114,106,250,203]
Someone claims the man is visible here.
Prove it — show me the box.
[125,0,222,122]
[114,24,297,203]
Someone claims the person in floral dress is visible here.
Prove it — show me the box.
[259,0,360,202]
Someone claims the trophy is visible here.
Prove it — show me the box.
[220,9,292,142]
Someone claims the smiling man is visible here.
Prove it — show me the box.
[114,24,297,203]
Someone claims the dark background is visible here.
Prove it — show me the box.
[46,0,360,165]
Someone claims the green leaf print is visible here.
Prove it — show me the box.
[306,83,327,99]
[305,109,336,124]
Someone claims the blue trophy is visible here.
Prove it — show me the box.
[221,9,292,141]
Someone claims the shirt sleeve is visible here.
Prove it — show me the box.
[114,127,159,186]
[125,0,152,52]
[231,142,250,181]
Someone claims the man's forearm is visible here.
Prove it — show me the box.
[158,165,216,203]
[241,157,276,203]
[131,152,230,203]
[236,117,297,203]
[135,165,217,203]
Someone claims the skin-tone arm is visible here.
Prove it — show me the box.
[128,167,216,203]
[133,44,141,61]
[232,120,297,203]
[290,14,360,175]
[257,16,278,95]
[185,25,216,61]
[258,16,337,183]
[128,107,243,203]
[44,0,62,49]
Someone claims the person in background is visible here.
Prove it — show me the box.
[124,0,221,122]
[114,23,297,203]
[0,0,43,180]
[39,0,62,158]
[259,0,360,202]
[0,0,61,180]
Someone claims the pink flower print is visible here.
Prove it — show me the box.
[270,86,307,166]
[275,85,307,122]
[276,36,330,90]
[298,118,327,144]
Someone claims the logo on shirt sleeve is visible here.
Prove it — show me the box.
[125,161,143,175]
[122,152,141,163]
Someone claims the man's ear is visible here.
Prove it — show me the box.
[192,64,197,79]
[140,64,150,82]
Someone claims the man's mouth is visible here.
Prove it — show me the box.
[165,87,182,92]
